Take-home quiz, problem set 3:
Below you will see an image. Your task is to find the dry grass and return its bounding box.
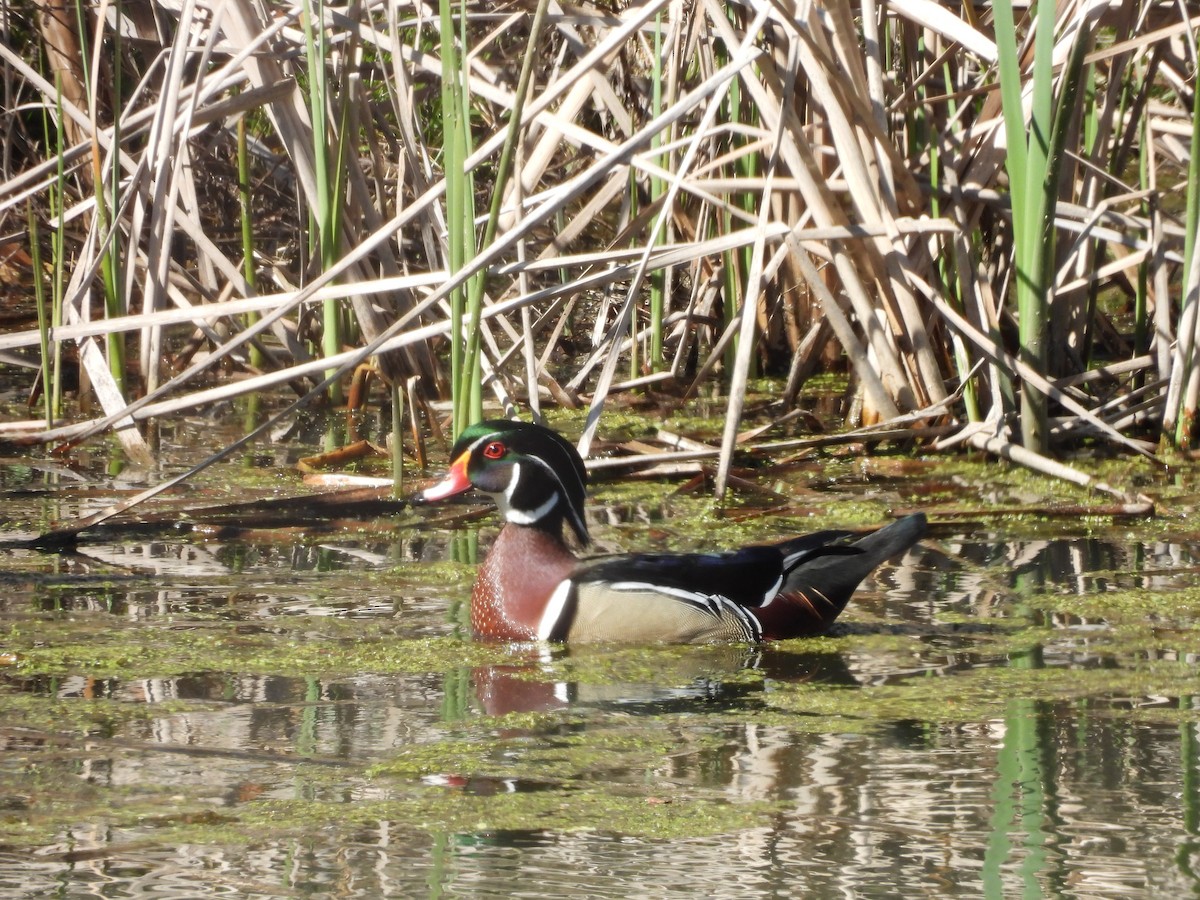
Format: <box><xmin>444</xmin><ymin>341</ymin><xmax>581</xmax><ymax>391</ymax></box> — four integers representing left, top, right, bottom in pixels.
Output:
<box><xmin>1</xmin><ymin>0</ymin><xmax>1195</xmax><ymax>500</ymax></box>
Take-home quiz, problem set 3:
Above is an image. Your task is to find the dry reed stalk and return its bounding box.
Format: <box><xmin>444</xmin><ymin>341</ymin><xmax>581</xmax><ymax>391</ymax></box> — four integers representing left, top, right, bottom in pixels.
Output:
<box><xmin>0</xmin><ymin>0</ymin><xmax>1193</xmax><ymax>519</ymax></box>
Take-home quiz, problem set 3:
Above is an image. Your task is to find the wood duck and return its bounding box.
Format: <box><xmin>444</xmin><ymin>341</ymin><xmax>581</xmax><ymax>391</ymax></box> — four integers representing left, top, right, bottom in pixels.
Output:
<box><xmin>414</xmin><ymin>420</ymin><xmax>927</xmax><ymax>643</ymax></box>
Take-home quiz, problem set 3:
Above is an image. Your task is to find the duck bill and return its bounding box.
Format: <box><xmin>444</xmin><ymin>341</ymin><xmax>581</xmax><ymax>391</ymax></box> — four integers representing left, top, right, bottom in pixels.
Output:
<box><xmin>417</xmin><ymin>450</ymin><xmax>473</xmax><ymax>502</ymax></box>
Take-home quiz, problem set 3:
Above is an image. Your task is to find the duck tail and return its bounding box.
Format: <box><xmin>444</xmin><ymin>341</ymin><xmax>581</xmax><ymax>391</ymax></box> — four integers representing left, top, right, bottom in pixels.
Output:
<box><xmin>780</xmin><ymin>513</ymin><xmax>927</xmax><ymax>625</ymax></box>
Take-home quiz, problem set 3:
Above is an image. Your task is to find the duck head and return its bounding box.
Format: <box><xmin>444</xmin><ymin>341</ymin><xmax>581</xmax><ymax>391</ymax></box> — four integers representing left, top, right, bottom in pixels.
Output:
<box><xmin>416</xmin><ymin>420</ymin><xmax>590</xmax><ymax>546</ymax></box>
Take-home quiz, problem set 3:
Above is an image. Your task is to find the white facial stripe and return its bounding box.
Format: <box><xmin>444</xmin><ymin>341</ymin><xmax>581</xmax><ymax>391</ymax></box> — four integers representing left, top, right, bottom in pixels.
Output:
<box><xmin>504</xmin><ymin>461</ymin><xmax>522</xmax><ymax>504</ymax></box>
<box><xmin>537</xmin><ymin>580</ymin><xmax>573</xmax><ymax>641</ymax></box>
<box><xmin>465</xmin><ymin>433</ymin><xmax>495</xmax><ymax>454</ymax></box>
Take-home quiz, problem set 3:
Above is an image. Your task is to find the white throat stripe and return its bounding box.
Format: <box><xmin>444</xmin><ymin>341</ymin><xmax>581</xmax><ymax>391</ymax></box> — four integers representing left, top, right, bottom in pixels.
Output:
<box><xmin>506</xmin><ymin>492</ymin><xmax>558</xmax><ymax>524</ymax></box>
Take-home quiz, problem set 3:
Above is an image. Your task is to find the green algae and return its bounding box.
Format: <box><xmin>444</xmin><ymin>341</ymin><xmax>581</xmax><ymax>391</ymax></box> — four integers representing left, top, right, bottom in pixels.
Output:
<box><xmin>2</xmin><ymin>617</ymin><xmax>513</xmax><ymax>678</ymax></box>
<box><xmin>9</xmin><ymin>786</ymin><xmax>779</xmax><ymax>849</ymax></box>
<box><xmin>384</xmin><ymin>558</ymin><xmax>474</xmax><ymax>585</ymax></box>
<box><xmin>1029</xmin><ymin>585</ymin><xmax>1200</xmax><ymax>622</ymax></box>
<box><xmin>370</xmin><ymin>723</ymin><xmax>727</xmax><ymax>784</ymax></box>
<box><xmin>251</xmin><ymin>789</ymin><xmax>778</xmax><ymax>840</ymax></box>
<box><xmin>0</xmin><ymin>687</ymin><xmax>224</xmax><ymax>737</ymax></box>
<box><xmin>6</xmin><ymin>634</ymin><xmax>1196</xmax><ymax>852</ymax></box>
<box><xmin>763</xmin><ymin>656</ymin><xmax>1200</xmax><ymax>726</ymax></box>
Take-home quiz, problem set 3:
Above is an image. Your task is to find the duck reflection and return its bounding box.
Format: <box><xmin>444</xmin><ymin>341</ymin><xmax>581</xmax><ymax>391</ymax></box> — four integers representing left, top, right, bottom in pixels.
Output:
<box><xmin>469</xmin><ymin>643</ymin><xmax>859</xmax><ymax>718</ymax></box>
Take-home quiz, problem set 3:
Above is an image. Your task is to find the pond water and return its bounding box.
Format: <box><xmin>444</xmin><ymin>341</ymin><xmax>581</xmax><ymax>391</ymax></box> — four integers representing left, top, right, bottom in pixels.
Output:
<box><xmin>1</xmin><ymin>434</ymin><xmax>1198</xmax><ymax>898</ymax></box>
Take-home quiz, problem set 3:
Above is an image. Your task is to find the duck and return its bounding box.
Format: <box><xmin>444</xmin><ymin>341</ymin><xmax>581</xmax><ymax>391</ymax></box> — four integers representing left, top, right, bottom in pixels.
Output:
<box><xmin>413</xmin><ymin>419</ymin><xmax>927</xmax><ymax>643</ymax></box>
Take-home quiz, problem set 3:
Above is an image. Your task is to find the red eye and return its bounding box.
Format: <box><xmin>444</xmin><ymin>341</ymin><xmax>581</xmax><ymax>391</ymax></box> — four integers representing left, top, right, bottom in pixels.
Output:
<box><xmin>482</xmin><ymin>441</ymin><xmax>506</xmax><ymax>460</ymax></box>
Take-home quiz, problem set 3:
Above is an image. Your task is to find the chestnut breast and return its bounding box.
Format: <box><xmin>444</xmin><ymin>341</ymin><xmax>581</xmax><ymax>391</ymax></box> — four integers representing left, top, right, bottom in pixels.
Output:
<box><xmin>471</xmin><ymin>525</ymin><xmax>578</xmax><ymax>640</ymax></box>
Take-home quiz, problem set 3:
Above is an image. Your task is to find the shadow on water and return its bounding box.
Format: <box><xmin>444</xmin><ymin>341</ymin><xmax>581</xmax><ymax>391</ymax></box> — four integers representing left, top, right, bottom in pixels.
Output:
<box><xmin>1</xmin><ymin>463</ymin><xmax>1200</xmax><ymax>896</ymax></box>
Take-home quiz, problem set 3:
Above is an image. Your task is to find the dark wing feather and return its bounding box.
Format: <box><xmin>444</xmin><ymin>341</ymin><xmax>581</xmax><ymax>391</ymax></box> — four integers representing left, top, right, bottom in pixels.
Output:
<box><xmin>574</xmin><ymin>536</ymin><xmax>861</xmax><ymax>610</ymax></box>
<box><xmin>574</xmin><ymin>546</ymin><xmax>786</xmax><ymax>608</ymax></box>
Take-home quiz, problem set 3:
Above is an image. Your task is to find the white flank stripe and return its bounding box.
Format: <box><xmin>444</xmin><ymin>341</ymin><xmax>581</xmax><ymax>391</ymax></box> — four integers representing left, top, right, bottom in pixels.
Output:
<box><xmin>537</xmin><ymin>580</ymin><xmax>574</xmax><ymax>640</ymax></box>
<box><xmin>607</xmin><ymin>581</ymin><xmax>713</xmax><ymax>605</ymax></box>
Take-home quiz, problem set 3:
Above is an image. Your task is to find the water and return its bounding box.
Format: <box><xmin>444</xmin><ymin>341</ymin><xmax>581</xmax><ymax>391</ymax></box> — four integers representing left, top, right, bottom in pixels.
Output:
<box><xmin>1</xmin><ymin>455</ymin><xmax>1198</xmax><ymax>897</ymax></box>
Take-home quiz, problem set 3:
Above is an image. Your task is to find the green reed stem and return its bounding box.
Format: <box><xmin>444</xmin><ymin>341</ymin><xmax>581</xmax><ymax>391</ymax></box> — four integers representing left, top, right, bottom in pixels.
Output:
<box><xmin>1172</xmin><ymin>56</ymin><xmax>1200</xmax><ymax>445</ymax></box>
<box><xmin>995</xmin><ymin>0</ymin><xmax>1089</xmax><ymax>452</ymax></box>
<box><xmin>440</xmin><ymin>0</ymin><xmax>469</xmax><ymax>433</ymax></box>
<box><xmin>1134</xmin><ymin>116</ymin><xmax>1149</xmax><ymax>369</ymax></box>
<box><xmin>74</xmin><ymin>0</ymin><xmax>124</xmax><ymax>394</ymax></box>
<box><xmin>1079</xmin><ymin>63</ymin><xmax>1107</xmax><ymax>373</ymax></box>
<box><xmin>628</xmin><ymin>166</ymin><xmax>640</xmax><ymax>381</ymax></box>
<box><xmin>926</xmin><ymin>49</ymin><xmax>980</xmax><ymax>422</ymax></box>
<box><xmin>391</xmin><ymin>379</ymin><xmax>404</xmax><ymax>497</ymax></box>
<box><xmin>1181</xmin><ymin>46</ymin><xmax>1200</xmax><ymax>346</ymax></box>
<box><xmin>459</xmin><ymin>0</ymin><xmax>482</xmax><ymax>427</ymax></box>
<box><xmin>720</xmin><ymin>67</ymin><xmax>739</xmax><ymax>379</ymax></box>
<box><xmin>27</xmin><ymin>202</ymin><xmax>52</xmax><ymax>426</ymax></box>
<box><xmin>237</xmin><ymin>115</ymin><xmax>265</xmax><ymax>369</ymax></box>
<box><xmin>457</xmin><ymin>0</ymin><xmax>552</xmax><ymax>433</ymax></box>
<box><xmin>303</xmin><ymin>0</ymin><xmax>344</xmax><ymax>404</ymax></box>
<box><xmin>109</xmin><ymin>0</ymin><xmax>124</xmax><ymax>390</ymax></box>
<box><xmin>995</xmin><ymin>0</ymin><xmax>1051</xmax><ymax>452</ymax></box>
<box><xmin>1184</xmin><ymin>63</ymin><xmax>1200</xmax><ymax>305</ymax></box>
